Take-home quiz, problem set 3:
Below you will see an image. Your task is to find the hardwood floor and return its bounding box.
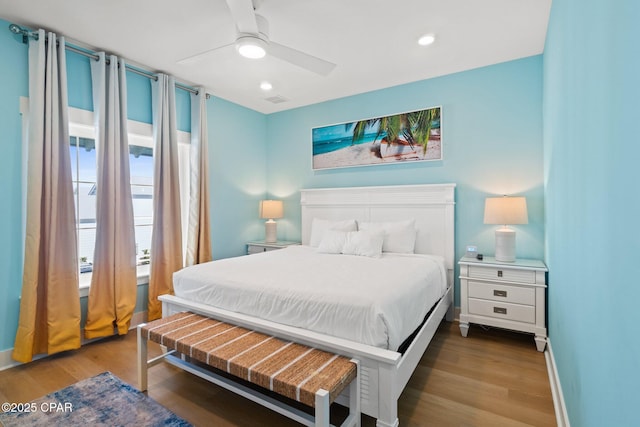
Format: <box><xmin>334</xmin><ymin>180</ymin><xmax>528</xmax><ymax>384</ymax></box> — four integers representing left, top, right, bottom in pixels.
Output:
<box><xmin>0</xmin><ymin>321</ymin><xmax>556</xmax><ymax>426</ymax></box>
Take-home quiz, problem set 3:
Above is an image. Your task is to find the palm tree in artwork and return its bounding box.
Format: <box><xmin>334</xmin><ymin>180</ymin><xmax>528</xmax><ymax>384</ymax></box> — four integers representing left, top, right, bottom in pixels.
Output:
<box><xmin>409</xmin><ymin>107</ymin><xmax>440</xmax><ymax>154</ymax></box>
<box><xmin>349</xmin><ymin>107</ymin><xmax>440</xmax><ymax>155</ymax></box>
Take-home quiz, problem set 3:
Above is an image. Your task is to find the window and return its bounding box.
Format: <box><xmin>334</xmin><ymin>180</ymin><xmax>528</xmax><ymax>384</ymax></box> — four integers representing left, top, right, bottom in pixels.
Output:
<box><xmin>20</xmin><ymin>102</ymin><xmax>191</xmax><ymax>294</ymax></box>
<box><xmin>69</xmin><ymin>137</ymin><xmax>155</xmax><ymax>283</ymax></box>
<box><xmin>69</xmin><ymin>136</ymin><xmax>98</xmax><ymax>275</ymax></box>
<box><xmin>65</xmin><ymin>107</ymin><xmax>165</xmax><ymax>290</ymax></box>
<box><xmin>129</xmin><ymin>145</ymin><xmax>154</xmax><ymax>269</ymax></box>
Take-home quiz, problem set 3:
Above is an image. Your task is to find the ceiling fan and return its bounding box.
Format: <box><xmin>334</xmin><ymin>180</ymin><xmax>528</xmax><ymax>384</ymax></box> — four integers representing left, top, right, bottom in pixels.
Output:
<box><xmin>177</xmin><ymin>0</ymin><xmax>336</xmax><ymax>76</ymax></box>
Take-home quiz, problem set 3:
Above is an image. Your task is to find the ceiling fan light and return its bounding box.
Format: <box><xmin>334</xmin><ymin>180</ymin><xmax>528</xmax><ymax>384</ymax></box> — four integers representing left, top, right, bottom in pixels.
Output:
<box><xmin>236</xmin><ymin>36</ymin><xmax>267</xmax><ymax>59</ymax></box>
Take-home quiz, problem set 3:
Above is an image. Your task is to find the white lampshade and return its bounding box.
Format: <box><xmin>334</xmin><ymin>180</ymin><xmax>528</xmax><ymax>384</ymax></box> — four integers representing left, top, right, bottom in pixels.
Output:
<box><xmin>259</xmin><ymin>200</ymin><xmax>283</xmax><ymax>220</ymax></box>
<box><xmin>484</xmin><ymin>196</ymin><xmax>528</xmax><ymax>262</ymax></box>
<box><xmin>484</xmin><ymin>196</ymin><xmax>528</xmax><ymax>225</ymax></box>
<box><xmin>260</xmin><ymin>200</ymin><xmax>283</xmax><ymax>243</ymax></box>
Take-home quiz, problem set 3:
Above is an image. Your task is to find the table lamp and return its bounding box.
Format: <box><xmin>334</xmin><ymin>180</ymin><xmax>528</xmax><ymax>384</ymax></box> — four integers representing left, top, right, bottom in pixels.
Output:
<box><xmin>259</xmin><ymin>200</ymin><xmax>283</xmax><ymax>243</ymax></box>
<box><xmin>484</xmin><ymin>196</ymin><xmax>528</xmax><ymax>262</ymax></box>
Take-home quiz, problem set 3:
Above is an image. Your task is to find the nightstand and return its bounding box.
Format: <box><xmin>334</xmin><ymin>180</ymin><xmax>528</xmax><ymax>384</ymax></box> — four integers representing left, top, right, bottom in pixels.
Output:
<box><xmin>246</xmin><ymin>240</ymin><xmax>300</xmax><ymax>255</ymax></box>
<box><xmin>459</xmin><ymin>256</ymin><xmax>548</xmax><ymax>352</ymax></box>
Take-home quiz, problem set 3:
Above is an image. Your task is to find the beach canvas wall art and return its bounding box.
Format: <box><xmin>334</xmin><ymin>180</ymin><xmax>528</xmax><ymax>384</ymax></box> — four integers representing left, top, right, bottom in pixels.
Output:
<box><xmin>312</xmin><ymin>106</ymin><xmax>442</xmax><ymax>170</ymax></box>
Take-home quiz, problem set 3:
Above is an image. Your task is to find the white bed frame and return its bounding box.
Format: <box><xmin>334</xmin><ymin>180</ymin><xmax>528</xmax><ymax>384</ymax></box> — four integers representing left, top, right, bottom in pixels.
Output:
<box><xmin>159</xmin><ymin>183</ymin><xmax>456</xmax><ymax>427</ymax></box>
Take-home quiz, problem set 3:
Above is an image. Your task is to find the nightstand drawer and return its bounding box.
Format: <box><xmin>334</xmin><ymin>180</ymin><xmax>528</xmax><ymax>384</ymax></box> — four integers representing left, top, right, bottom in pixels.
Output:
<box><xmin>247</xmin><ymin>241</ymin><xmax>300</xmax><ymax>255</ymax></box>
<box><xmin>247</xmin><ymin>245</ymin><xmax>277</xmax><ymax>254</ymax></box>
<box><xmin>468</xmin><ymin>265</ymin><xmax>536</xmax><ymax>283</ymax></box>
<box><xmin>467</xmin><ymin>281</ymin><xmax>535</xmax><ymax>305</ymax></box>
<box><xmin>468</xmin><ymin>298</ymin><xmax>535</xmax><ymax>323</ymax></box>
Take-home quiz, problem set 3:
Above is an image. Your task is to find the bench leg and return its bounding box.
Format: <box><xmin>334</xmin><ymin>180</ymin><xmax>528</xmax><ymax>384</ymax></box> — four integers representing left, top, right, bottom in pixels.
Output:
<box><xmin>315</xmin><ymin>389</ymin><xmax>330</xmax><ymax>427</ymax></box>
<box><xmin>318</xmin><ymin>359</ymin><xmax>360</xmax><ymax>427</ymax></box>
<box><xmin>137</xmin><ymin>324</ymin><xmax>148</xmax><ymax>392</ymax></box>
<box><xmin>349</xmin><ymin>359</ymin><xmax>361</xmax><ymax>427</ymax></box>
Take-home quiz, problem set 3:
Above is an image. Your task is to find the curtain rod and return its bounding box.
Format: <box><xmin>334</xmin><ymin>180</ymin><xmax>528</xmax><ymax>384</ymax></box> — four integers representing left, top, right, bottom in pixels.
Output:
<box><xmin>8</xmin><ymin>23</ymin><xmax>207</xmax><ymax>97</ymax></box>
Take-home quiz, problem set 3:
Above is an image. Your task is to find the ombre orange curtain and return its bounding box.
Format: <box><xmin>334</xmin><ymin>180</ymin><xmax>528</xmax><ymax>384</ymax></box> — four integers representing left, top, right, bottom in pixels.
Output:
<box><xmin>185</xmin><ymin>88</ymin><xmax>212</xmax><ymax>266</ymax></box>
<box><xmin>148</xmin><ymin>74</ymin><xmax>183</xmax><ymax>321</ymax></box>
<box><xmin>84</xmin><ymin>53</ymin><xmax>137</xmax><ymax>339</ymax></box>
<box><xmin>13</xmin><ymin>30</ymin><xmax>81</xmax><ymax>363</ymax></box>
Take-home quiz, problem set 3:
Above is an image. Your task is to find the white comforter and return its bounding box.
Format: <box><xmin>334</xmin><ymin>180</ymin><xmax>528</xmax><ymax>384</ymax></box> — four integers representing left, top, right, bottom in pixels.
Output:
<box><xmin>172</xmin><ymin>245</ymin><xmax>447</xmax><ymax>350</ymax></box>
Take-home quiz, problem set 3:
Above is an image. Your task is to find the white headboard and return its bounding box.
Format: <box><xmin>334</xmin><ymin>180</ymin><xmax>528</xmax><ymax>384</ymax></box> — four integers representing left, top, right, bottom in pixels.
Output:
<box><xmin>300</xmin><ymin>184</ymin><xmax>456</xmax><ymax>271</ymax></box>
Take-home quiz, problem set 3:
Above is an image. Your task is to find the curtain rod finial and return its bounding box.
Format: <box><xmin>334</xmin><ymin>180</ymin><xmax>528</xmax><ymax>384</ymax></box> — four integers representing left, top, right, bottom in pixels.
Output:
<box><xmin>8</xmin><ymin>23</ymin><xmax>35</xmax><ymax>43</ymax></box>
<box><xmin>9</xmin><ymin>24</ymin><xmax>22</xmax><ymax>34</ymax></box>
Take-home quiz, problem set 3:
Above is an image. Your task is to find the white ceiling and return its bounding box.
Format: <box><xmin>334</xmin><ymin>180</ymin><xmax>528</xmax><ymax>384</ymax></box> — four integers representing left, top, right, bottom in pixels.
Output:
<box><xmin>0</xmin><ymin>0</ymin><xmax>552</xmax><ymax>114</ymax></box>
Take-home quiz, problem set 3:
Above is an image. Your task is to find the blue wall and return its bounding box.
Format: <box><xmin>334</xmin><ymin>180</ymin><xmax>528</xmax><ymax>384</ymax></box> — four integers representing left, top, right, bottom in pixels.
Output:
<box><xmin>209</xmin><ymin>97</ymin><xmax>268</xmax><ymax>260</ymax></box>
<box><xmin>543</xmin><ymin>1</ymin><xmax>640</xmax><ymax>425</ymax></box>
<box><xmin>267</xmin><ymin>56</ymin><xmax>545</xmax><ymax>305</ymax></box>
<box><xmin>0</xmin><ymin>19</ymin><xmax>29</xmax><ymax>355</ymax></box>
<box><xmin>0</xmin><ymin>18</ymin><xmax>267</xmax><ymax>352</ymax></box>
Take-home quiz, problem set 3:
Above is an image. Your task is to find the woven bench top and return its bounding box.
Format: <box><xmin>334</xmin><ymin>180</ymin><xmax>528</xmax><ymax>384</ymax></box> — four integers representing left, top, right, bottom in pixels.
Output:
<box><xmin>141</xmin><ymin>312</ymin><xmax>357</xmax><ymax>407</ymax></box>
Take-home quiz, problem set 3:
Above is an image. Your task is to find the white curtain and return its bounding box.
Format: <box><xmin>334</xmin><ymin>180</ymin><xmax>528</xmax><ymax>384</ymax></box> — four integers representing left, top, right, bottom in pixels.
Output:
<box><xmin>148</xmin><ymin>74</ymin><xmax>183</xmax><ymax>321</ymax></box>
<box><xmin>84</xmin><ymin>53</ymin><xmax>137</xmax><ymax>338</ymax></box>
<box><xmin>185</xmin><ymin>88</ymin><xmax>212</xmax><ymax>266</ymax></box>
<box><xmin>13</xmin><ymin>30</ymin><xmax>81</xmax><ymax>363</ymax></box>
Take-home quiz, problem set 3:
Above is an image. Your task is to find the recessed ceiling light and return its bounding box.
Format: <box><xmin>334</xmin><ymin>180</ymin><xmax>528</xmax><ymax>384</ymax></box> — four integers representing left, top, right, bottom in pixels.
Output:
<box><xmin>260</xmin><ymin>81</ymin><xmax>273</xmax><ymax>91</ymax></box>
<box><xmin>418</xmin><ymin>34</ymin><xmax>436</xmax><ymax>46</ymax></box>
<box><xmin>236</xmin><ymin>36</ymin><xmax>267</xmax><ymax>59</ymax></box>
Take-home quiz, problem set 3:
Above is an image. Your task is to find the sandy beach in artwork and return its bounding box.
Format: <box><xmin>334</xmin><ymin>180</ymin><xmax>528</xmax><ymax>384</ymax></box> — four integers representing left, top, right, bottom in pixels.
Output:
<box><xmin>313</xmin><ymin>138</ymin><xmax>441</xmax><ymax>170</ymax></box>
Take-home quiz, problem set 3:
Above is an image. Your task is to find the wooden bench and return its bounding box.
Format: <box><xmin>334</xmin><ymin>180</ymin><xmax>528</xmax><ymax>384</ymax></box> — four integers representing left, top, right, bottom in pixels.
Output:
<box><xmin>138</xmin><ymin>312</ymin><xmax>360</xmax><ymax>427</ymax></box>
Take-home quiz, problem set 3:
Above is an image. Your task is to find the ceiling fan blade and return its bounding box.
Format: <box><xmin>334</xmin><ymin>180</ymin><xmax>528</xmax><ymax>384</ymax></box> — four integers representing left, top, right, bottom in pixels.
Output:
<box><xmin>176</xmin><ymin>42</ymin><xmax>235</xmax><ymax>64</ymax></box>
<box><xmin>268</xmin><ymin>41</ymin><xmax>336</xmax><ymax>76</ymax></box>
<box><xmin>225</xmin><ymin>0</ymin><xmax>259</xmax><ymax>35</ymax></box>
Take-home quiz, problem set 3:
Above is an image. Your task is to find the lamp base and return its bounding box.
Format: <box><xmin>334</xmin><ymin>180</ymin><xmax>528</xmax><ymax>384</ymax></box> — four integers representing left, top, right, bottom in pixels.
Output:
<box><xmin>495</xmin><ymin>227</ymin><xmax>516</xmax><ymax>262</ymax></box>
<box><xmin>265</xmin><ymin>220</ymin><xmax>277</xmax><ymax>243</ymax></box>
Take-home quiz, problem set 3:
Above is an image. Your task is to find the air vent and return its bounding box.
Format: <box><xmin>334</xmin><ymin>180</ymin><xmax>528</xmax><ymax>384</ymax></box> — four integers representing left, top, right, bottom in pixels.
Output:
<box><xmin>264</xmin><ymin>95</ymin><xmax>288</xmax><ymax>104</ymax></box>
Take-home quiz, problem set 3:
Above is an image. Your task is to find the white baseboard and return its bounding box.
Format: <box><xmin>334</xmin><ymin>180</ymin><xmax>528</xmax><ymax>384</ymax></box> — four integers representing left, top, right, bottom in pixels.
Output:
<box><xmin>0</xmin><ymin>348</ymin><xmax>24</xmax><ymax>372</ymax></box>
<box><xmin>0</xmin><ymin>310</ymin><xmax>148</xmax><ymax>372</ymax></box>
<box><xmin>545</xmin><ymin>339</ymin><xmax>571</xmax><ymax>427</ymax></box>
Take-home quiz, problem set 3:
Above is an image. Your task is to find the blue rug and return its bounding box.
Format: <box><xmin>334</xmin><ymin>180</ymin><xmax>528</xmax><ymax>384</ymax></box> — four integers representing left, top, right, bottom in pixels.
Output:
<box><xmin>0</xmin><ymin>372</ymin><xmax>191</xmax><ymax>426</ymax></box>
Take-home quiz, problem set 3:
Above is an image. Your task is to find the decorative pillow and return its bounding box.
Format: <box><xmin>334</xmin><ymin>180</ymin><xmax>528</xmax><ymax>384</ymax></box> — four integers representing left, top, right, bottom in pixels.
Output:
<box><xmin>317</xmin><ymin>230</ymin><xmax>348</xmax><ymax>254</ymax></box>
<box><xmin>358</xmin><ymin>219</ymin><xmax>417</xmax><ymax>253</ymax></box>
<box><xmin>309</xmin><ymin>218</ymin><xmax>357</xmax><ymax>247</ymax></box>
<box><xmin>341</xmin><ymin>230</ymin><xmax>384</xmax><ymax>258</ymax></box>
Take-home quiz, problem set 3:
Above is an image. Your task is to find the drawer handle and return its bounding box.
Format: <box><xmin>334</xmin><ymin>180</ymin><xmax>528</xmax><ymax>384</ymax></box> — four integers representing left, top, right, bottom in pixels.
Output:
<box><xmin>497</xmin><ymin>270</ymin><xmax>503</xmax><ymax>277</ymax></box>
<box><xmin>493</xmin><ymin>290</ymin><xmax>507</xmax><ymax>297</ymax></box>
<box><xmin>493</xmin><ymin>307</ymin><xmax>507</xmax><ymax>315</ymax></box>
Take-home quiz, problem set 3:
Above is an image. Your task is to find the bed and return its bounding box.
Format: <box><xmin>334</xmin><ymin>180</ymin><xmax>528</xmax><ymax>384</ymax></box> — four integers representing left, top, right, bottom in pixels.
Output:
<box><xmin>173</xmin><ymin>245</ymin><xmax>447</xmax><ymax>351</ymax></box>
<box><xmin>159</xmin><ymin>183</ymin><xmax>455</xmax><ymax>427</ymax></box>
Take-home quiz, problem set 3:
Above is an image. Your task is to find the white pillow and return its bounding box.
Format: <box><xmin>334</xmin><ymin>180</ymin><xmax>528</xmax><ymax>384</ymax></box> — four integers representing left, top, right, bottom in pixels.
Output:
<box><xmin>342</xmin><ymin>230</ymin><xmax>384</xmax><ymax>258</ymax></box>
<box><xmin>317</xmin><ymin>230</ymin><xmax>348</xmax><ymax>254</ymax></box>
<box><xmin>309</xmin><ymin>218</ymin><xmax>357</xmax><ymax>247</ymax></box>
<box><xmin>358</xmin><ymin>219</ymin><xmax>417</xmax><ymax>253</ymax></box>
